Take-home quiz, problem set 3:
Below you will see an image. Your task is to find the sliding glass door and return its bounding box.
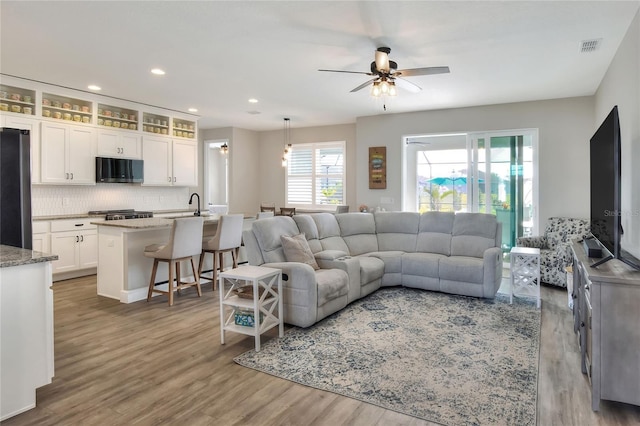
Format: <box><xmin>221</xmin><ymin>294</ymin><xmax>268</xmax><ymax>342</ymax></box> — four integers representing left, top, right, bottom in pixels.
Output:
<box><xmin>407</xmin><ymin>129</ymin><xmax>538</xmax><ymax>257</ymax></box>
<box><xmin>469</xmin><ymin>131</ymin><xmax>537</xmax><ymax>254</ymax></box>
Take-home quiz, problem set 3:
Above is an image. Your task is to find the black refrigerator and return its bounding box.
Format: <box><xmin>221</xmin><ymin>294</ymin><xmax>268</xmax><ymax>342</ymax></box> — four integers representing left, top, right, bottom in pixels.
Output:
<box><xmin>0</xmin><ymin>127</ymin><xmax>32</xmax><ymax>249</ymax></box>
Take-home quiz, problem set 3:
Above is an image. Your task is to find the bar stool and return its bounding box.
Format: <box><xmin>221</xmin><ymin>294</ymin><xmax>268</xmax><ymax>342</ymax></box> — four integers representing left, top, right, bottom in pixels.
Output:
<box><xmin>198</xmin><ymin>214</ymin><xmax>244</xmax><ymax>290</ymax></box>
<box><xmin>279</xmin><ymin>207</ymin><xmax>296</xmax><ymax>216</ymax></box>
<box><xmin>145</xmin><ymin>217</ymin><xmax>204</xmax><ymax>306</ymax></box>
<box><xmin>260</xmin><ymin>202</ymin><xmax>276</xmax><ymax>213</ymax></box>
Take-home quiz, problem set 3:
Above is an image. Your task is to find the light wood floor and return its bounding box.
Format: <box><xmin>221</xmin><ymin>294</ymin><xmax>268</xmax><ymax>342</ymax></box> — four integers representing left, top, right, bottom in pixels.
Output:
<box><xmin>3</xmin><ymin>275</ymin><xmax>640</xmax><ymax>426</ymax></box>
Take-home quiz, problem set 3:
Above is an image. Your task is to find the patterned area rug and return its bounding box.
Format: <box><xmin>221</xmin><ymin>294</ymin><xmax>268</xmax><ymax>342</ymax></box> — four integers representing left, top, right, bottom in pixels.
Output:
<box><xmin>234</xmin><ymin>287</ymin><xmax>540</xmax><ymax>425</ymax></box>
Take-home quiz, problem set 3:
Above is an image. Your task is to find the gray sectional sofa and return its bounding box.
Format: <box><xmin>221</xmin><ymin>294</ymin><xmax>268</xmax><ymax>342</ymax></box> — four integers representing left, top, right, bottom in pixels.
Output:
<box><xmin>242</xmin><ymin>211</ymin><xmax>503</xmax><ymax>327</ymax></box>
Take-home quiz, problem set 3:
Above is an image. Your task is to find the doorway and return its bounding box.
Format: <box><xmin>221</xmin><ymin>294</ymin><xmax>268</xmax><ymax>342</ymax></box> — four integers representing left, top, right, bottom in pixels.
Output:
<box><xmin>203</xmin><ymin>140</ymin><xmax>229</xmax><ymax>209</ymax></box>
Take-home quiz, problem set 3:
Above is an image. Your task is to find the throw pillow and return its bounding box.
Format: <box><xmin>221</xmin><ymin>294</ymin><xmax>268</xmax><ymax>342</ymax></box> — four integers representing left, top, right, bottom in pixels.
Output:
<box><xmin>280</xmin><ymin>233</ymin><xmax>319</xmax><ymax>270</ymax></box>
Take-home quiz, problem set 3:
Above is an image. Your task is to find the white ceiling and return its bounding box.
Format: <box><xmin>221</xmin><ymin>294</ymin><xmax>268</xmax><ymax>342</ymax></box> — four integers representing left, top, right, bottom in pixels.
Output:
<box><xmin>1</xmin><ymin>1</ymin><xmax>638</xmax><ymax>131</ymax></box>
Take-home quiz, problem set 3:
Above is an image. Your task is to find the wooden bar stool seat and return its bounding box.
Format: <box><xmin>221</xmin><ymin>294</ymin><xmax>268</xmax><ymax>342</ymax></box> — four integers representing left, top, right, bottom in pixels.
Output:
<box><xmin>145</xmin><ymin>217</ymin><xmax>204</xmax><ymax>306</ymax></box>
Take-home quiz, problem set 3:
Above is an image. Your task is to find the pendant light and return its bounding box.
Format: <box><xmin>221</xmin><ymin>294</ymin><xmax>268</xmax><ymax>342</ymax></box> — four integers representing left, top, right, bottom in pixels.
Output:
<box><xmin>282</xmin><ymin>118</ymin><xmax>292</xmax><ymax>167</ymax></box>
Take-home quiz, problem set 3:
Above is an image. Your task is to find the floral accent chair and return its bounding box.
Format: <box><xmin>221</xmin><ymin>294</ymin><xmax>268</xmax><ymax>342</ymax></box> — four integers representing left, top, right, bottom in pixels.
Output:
<box><xmin>517</xmin><ymin>217</ymin><xmax>590</xmax><ymax>288</ymax></box>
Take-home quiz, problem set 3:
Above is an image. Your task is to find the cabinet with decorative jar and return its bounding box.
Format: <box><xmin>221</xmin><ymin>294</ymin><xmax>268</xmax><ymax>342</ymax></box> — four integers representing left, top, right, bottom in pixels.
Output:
<box><xmin>0</xmin><ymin>84</ymin><xmax>36</xmax><ymax>116</ymax></box>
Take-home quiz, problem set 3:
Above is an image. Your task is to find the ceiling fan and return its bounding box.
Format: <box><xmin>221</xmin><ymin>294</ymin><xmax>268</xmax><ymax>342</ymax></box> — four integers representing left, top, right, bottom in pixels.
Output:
<box><xmin>319</xmin><ymin>47</ymin><xmax>450</xmax><ymax>97</ymax></box>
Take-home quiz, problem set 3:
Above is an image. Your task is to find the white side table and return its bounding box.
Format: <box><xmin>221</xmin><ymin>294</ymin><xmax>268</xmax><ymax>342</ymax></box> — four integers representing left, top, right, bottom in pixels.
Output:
<box><xmin>510</xmin><ymin>246</ymin><xmax>541</xmax><ymax>308</ymax></box>
<box><xmin>219</xmin><ymin>265</ymin><xmax>283</xmax><ymax>351</ymax></box>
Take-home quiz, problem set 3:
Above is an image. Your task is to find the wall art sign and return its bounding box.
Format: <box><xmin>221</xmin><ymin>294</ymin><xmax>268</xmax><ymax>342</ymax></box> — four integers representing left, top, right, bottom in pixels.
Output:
<box><xmin>369</xmin><ymin>146</ymin><xmax>386</xmax><ymax>189</ymax></box>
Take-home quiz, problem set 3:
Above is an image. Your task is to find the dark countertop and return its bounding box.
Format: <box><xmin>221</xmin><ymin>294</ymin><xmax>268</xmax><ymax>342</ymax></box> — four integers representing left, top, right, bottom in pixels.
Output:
<box><xmin>0</xmin><ymin>245</ymin><xmax>59</xmax><ymax>268</ymax></box>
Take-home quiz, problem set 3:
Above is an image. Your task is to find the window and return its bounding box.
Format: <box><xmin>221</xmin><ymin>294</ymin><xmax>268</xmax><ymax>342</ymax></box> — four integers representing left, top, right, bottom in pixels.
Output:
<box><xmin>286</xmin><ymin>141</ymin><xmax>345</xmax><ymax>209</ymax></box>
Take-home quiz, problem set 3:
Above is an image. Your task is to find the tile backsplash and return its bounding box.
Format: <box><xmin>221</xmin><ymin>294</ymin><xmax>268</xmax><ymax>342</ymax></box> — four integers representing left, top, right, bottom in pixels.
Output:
<box><xmin>32</xmin><ymin>184</ymin><xmax>191</xmax><ymax>216</ymax></box>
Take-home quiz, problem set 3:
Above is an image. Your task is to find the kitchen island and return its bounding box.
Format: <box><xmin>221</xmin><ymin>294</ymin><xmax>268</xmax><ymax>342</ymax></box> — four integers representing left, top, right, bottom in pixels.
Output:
<box><xmin>93</xmin><ymin>215</ymin><xmax>253</xmax><ymax>303</ymax></box>
<box><xmin>0</xmin><ymin>245</ymin><xmax>58</xmax><ymax>421</ymax></box>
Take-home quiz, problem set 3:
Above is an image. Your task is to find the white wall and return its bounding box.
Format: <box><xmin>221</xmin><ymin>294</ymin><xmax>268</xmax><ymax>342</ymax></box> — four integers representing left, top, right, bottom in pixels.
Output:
<box><xmin>230</xmin><ymin>127</ymin><xmax>260</xmax><ymax>214</ymax></box>
<box><xmin>257</xmin><ymin>123</ymin><xmax>357</xmax><ymax>211</ymax></box>
<box><xmin>594</xmin><ymin>8</ymin><xmax>640</xmax><ymax>258</ymax></box>
<box><xmin>356</xmin><ymin>97</ymin><xmax>595</xmax><ymax>227</ymax></box>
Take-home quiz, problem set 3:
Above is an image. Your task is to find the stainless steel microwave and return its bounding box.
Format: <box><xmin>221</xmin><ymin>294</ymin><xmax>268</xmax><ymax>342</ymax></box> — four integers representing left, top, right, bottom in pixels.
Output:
<box><xmin>95</xmin><ymin>157</ymin><xmax>144</xmax><ymax>183</ymax></box>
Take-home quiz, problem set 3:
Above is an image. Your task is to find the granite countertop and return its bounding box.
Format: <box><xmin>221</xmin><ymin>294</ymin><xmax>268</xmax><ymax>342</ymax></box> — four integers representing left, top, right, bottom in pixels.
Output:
<box><xmin>34</xmin><ymin>210</ymin><xmax>215</xmax><ymax>221</ymax></box>
<box><xmin>0</xmin><ymin>245</ymin><xmax>59</xmax><ymax>268</ymax></box>
<box><xmin>92</xmin><ymin>215</ymin><xmax>223</xmax><ymax>229</ymax></box>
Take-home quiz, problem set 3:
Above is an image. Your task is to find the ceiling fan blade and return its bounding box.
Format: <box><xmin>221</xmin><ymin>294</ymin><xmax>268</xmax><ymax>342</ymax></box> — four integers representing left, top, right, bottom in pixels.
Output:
<box><xmin>394</xmin><ymin>77</ymin><xmax>422</xmax><ymax>93</ymax></box>
<box><xmin>318</xmin><ymin>69</ymin><xmax>373</xmax><ymax>75</ymax></box>
<box><xmin>350</xmin><ymin>78</ymin><xmax>377</xmax><ymax>93</ymax></box>
<box><xmin>395</xmin><ymin>66</ymin><xmax>450</xmax><ymax>77</ymax></box>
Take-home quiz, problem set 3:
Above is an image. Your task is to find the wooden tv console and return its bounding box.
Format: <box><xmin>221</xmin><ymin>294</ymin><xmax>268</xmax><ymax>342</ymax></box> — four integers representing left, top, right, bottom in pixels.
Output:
<box><xmin>571</xmin><ymin>240</ymin><xmax>640</xmax><ymax>411</ymax></box>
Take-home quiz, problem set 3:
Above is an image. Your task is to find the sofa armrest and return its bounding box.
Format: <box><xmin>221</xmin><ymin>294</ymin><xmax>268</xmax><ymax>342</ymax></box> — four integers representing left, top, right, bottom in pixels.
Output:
<box><xmin>316</xmin><ymin>256</ymin><xmax>361</xmax><ymax>303</ymax></box>
<box><xmin>262</xmin><ymin>261</ymin><xmax>319</xmax><ymax>327</ymax></box>
<box><xmin>483</xmin><ymin>247</ymin><xmax>504</xmax><ymax>297</ymax></box>
<box><xmin>517</xmin><ymin>236</ymin><xmax>548</xmax><ymax>249</ymax></box>
<box><xmin>314</xmin><ymin>250</ymin><xmax>349</xmax><ymax>261</ymax></box>
<box><xmin>551</xmin><ymin>242</ymin><xmax>574</xmax><ymax>265</ymax></box>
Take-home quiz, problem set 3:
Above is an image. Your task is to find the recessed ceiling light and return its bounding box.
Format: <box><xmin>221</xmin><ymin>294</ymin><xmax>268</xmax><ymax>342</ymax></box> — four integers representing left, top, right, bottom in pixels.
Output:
<box><xmin>188</xmin><ymin>108</ymin><xmax>198</xmax><ymax>113</ymax></box>
<box><xmin>248</xmin><ymin>98</ymin><xmax>259</xmax><ymax>103</ymax></box>
<box><xmin>87</xmin><ymin>84</ymin><xmax>101</xmax><ymax>91</ymax></box>
<box><xmin>151</xmin><ymin>68</ymin><xmax>166</xmax><ymax>75</ymax></box>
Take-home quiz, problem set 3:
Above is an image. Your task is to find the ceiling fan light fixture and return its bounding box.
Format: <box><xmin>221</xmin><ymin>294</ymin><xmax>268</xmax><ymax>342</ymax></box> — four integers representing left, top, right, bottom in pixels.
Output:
<box><xmin>371</xmin><ymin>81</ymin><xmax>381</xmax><ymax>97</ymax></box>
<box><xmin>389</xmin><ymin>81</ymin><xmax>397</xmax><ymax>97</ymax></box>
<box><xmin>380</xmin><ymin>80</ymin><xmax>390</xmax><ymax>94</ymax></box>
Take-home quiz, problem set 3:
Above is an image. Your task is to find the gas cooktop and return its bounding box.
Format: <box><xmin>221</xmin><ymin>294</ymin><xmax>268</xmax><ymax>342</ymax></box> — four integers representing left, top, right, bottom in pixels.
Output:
<box><xmin>88</xmin><ymin>209</ymin><xmax>154</xmax><ymax>220</ymax></box>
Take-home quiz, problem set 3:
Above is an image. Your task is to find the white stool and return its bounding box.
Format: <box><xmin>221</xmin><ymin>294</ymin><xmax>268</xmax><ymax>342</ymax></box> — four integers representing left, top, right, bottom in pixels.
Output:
<box><xmin>510</xmin><ymin>246</ymin><xmax>541</xmax><ymax>308</ymax></box>
<box><xmin>144</xmin><ymin>217</ymin><xmax>204</xmax><ymax>306</ymax></box>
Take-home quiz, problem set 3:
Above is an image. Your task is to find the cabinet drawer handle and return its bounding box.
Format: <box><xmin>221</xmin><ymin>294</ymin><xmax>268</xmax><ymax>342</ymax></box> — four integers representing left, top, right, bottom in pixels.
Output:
<box><xmin>168</xmin><ymin>177</ymin><xmax>171</xmax><ymax>182</ymax></box>
<box><xmin>76</xmin><ymin>236</ymin><xmax>79</xmax><ymax>243</ymax></box>
<box><xmin>75</xmin><ymin>223</ymin><xmax>84</xmax><ymax>227</ymax></box>
<box><xmin>80</xmin><ymin>235</ymin><xmax>84</xmax><ymax>242</ymax></box>
<box><xmin>173</xmin><ymin>177</ymin><xmax>176</xmax><ymax>182</ymax></box>
<box><xmin>70</xmin><ymin>172</ymin><xmax>74</xmax><ymax>180</ymax></box>
<box><xmin>66</xmin><ymin>173</ymin><xmax>69</xmax><ymax>179</ymax></box>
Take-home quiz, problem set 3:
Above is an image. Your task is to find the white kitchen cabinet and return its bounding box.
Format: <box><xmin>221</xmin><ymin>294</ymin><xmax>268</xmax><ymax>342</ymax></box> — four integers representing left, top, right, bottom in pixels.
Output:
<box><xmin>1</xmin><ymin>114</ymin><xmax>41</xmax><ymax>183</ymax></box>
<box><xmin>172</xmin><ymin>139</ymin><xmax>198</xmax><ymax>186</ymax></box>
<box><xmin>32</xmin><ymin>221</ymin><xmax>50</xmax><ymax>254</ymax></box>
<box><xmin>40</xmin><ymin>122</ymin><xmax>96</xmax><ymax>184</ymax></box>
<box><xmin>50</xmin><ymin>219</ymin><xmax>97</xmax><ymax>275</ymax></box>
<box><xmin>97</xmin><ymin>129</ymin><xmax>142</xmax><ymax>159</ymax></box>
<box><xmin>142</xmin><ymin>136</ymin><xmax>197</xmax><ymax>186</ymax></box>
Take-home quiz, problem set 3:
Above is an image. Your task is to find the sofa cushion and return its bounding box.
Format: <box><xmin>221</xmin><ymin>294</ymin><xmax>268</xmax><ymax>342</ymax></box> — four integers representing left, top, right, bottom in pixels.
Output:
<box><xmin>357</xmin><ymin>256</ymin><xmax>385</xmax><ymax>285</ymax></box>
<box><xmin>402</xmin><ymin>252</ymin><xmax>444</xmax><ymax>278</ymax></box>
<box><xmin>375</xmin><ymin>212</ymin><xmax>419</xmax><ymax>252</ymax></box>
<box><xmin>439</xmin><ymin>256</ymin><xmax>485</xmax><ymax>284</ymax></box>
<box><xmin>546</xmin><ymin>231</ymin><xmax>563</xmax><ymax>249</ymax></box>
<box><xmin>292</xmin><ymin>214</ymin><xmax>322</xmax><ymax>253</ymax></box>
<box><xmin>336</xmin><ymin>213</ymin><xmax>378</xmax><ymax>255</ymax></box>
<box><xmin>312</xmin><ymin>213</ymin><xmax>351</xmax><ymax>253</ymax></box>
<box><xmin>315</xmin><ymin>269</ymin><xmax>349</xmax><ymax>306</ymax></box>
<box><xmin>281</xmin><ymin>233</ymin><xmax>320</xmax><ymax>270</ymax></box>
<box><xmin>252</xmin><ymin>216</ymin><xmax>300</xmax><ymax>263</ymax></box>
<box><xmin>367</xmin><ymin>251</ymin><xmax>404</xmax><ymax>274</ymax></box>
<box><xmin>416</xmin><ymin>212</ymin><xmax>455</xmax><ymax>255</ymax></box>
<box><xmin>450</xmin><ymin>213</ymin><xmax>498</xmax><ymax>258</ymax></box>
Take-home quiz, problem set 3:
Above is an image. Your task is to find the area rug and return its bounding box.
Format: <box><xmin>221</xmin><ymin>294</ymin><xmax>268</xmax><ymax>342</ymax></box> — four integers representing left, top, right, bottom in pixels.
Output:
<box><xmin>234</xmin><ymin>287</ymin><xmax>540</xmax><ymax>425</ymax></box>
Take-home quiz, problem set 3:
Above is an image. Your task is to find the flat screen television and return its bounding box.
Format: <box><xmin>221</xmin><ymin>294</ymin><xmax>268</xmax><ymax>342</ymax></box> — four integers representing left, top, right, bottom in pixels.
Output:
<box><xmin>589</xmin><ymin>105</ymin><xmax>640</xmax><ymax>269</ymax></box>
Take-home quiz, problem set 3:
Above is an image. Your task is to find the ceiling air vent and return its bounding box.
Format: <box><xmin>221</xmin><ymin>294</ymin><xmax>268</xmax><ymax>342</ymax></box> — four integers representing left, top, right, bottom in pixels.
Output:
<box><xmin>580</xmin><ymin>38</ymin><xmax>602</xmax><ymax>53</ymax></box>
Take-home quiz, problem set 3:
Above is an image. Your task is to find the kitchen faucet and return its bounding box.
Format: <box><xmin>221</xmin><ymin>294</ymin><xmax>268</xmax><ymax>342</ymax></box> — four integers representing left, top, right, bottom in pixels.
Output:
<box><xmin>188</xmin><ymin>193</ymin><xmax>201</xmax><ymax>216</ymax></box>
